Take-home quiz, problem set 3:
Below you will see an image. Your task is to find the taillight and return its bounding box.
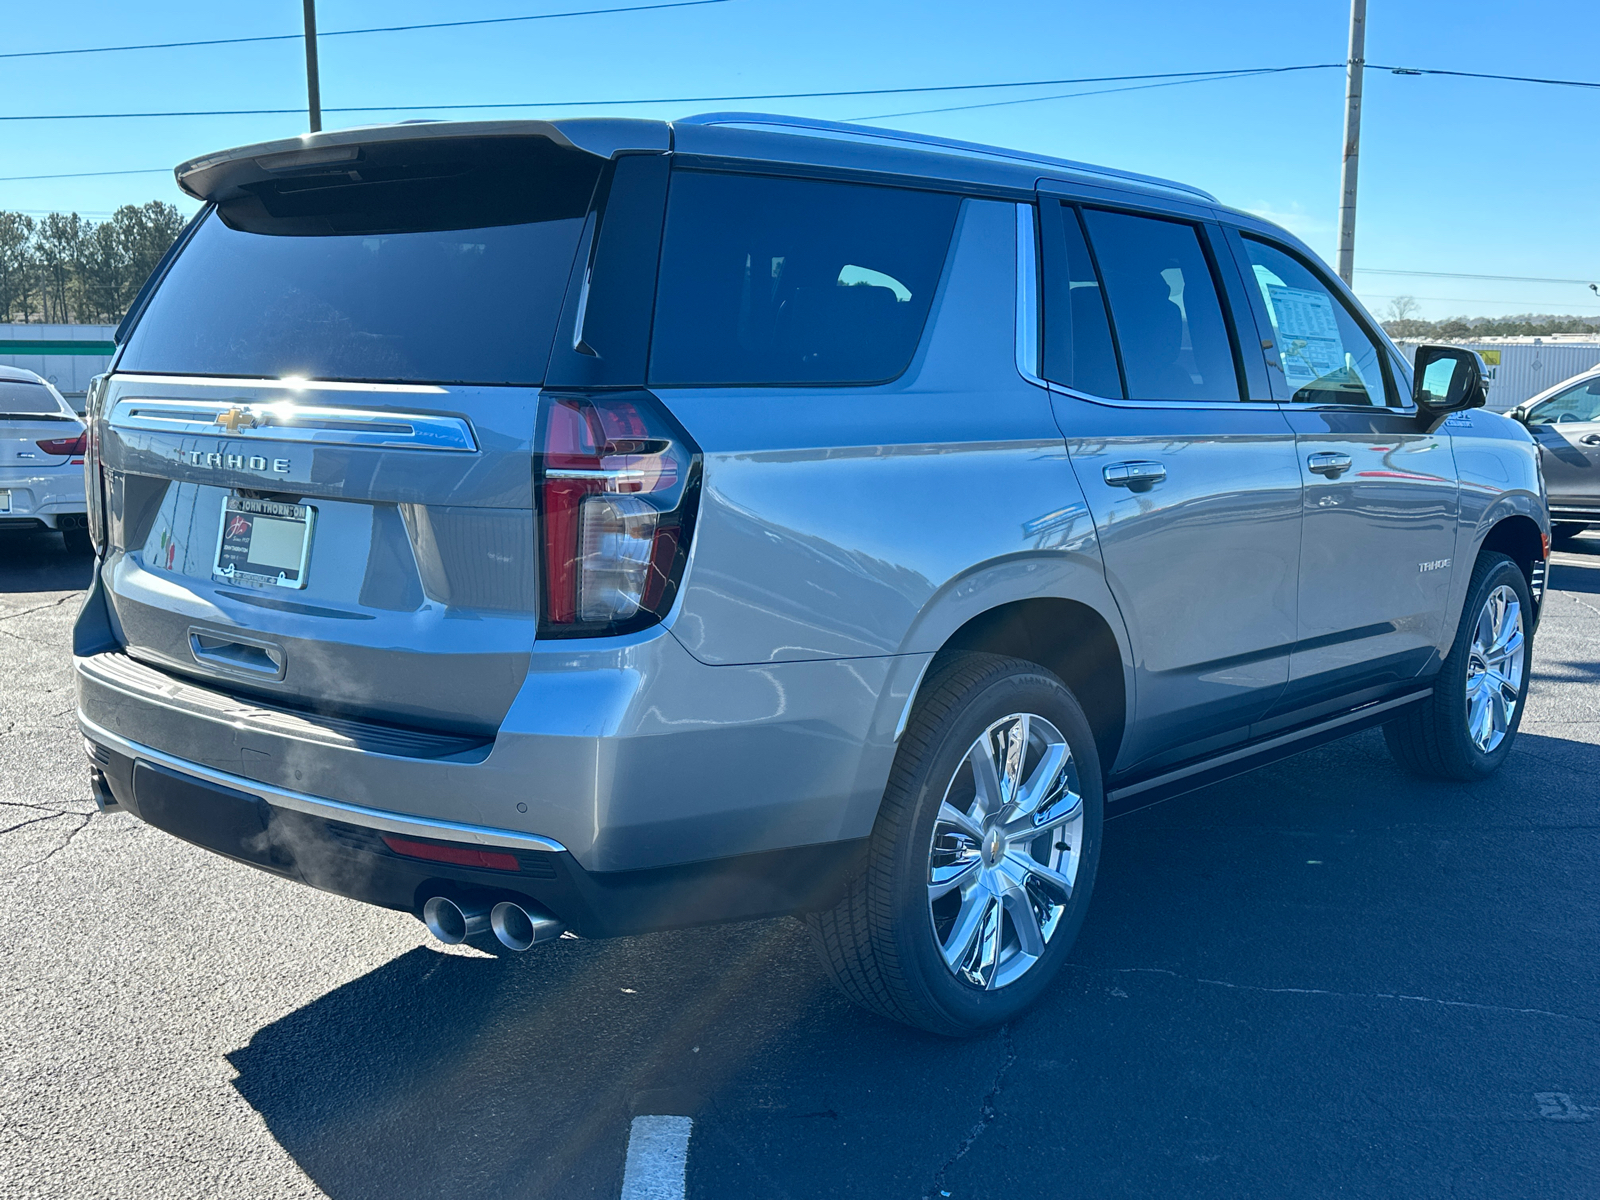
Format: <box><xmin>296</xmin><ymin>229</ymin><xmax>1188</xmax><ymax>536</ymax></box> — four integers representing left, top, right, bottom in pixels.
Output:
<box><xmin>36</xmin><ymin>433</ymin><xmax>87</xmax><ymax>457</ymax></box>
<box><xmin>534</xmin><ymin>391</ymin><xmax>700</xmax><ymax>637</ymax></box>
<box><xmin>84</xmin><ymin>374</ymin><xmax>108</xmax><ymax>553</ymax></box>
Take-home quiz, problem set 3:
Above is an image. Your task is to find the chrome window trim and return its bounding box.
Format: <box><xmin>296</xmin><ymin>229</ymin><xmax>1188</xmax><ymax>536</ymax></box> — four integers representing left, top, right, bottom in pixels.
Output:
<box><xmin>80</xmin><ymin>715</ymin><xmax>569</xmax><ymax>854</ymax></box>
<box><xmin>109</xmin><ymin>396</ymin><xmax>479</xmax><ymax>452</ymax></box>
<box><xmin>1014</xmin><ymin>203</ymin><xmax>1048</xmax><ymax>389</ymax></box>
<box><xmin>112</xmin><ymin>372</ymin><xmax>449</xmax><ymax>395</ymax></box>
<box><xmin>1048</xmin><ymin>384</ymin><xmax>1286</xmax><ymax>413</ymax></box>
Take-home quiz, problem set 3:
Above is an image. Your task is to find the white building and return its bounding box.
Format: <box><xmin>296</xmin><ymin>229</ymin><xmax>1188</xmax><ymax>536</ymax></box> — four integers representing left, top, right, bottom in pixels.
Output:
<box><xmin>0</xmin><ymin>324</ymin><xmax>118</xmax><ymax>412</ymax></box>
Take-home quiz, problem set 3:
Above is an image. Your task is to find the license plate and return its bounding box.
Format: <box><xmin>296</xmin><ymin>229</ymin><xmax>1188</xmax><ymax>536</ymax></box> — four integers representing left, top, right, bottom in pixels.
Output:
<box><xmin>213</xmin><ymin>496</ymin><xmax>315</xmax><ymax>590</ymax></box>
<box><xmin>0</xmin><ymin>490</ymin><xmax>9</xmax><ymax>513</ymax></box>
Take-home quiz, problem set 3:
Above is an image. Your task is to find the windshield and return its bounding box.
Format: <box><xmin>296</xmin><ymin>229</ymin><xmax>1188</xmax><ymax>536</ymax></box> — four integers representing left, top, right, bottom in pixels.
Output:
<box><xmin>1528</xmin><ymin>376</ymin><xmax>1600</xmax><ymax>424</ymax></box>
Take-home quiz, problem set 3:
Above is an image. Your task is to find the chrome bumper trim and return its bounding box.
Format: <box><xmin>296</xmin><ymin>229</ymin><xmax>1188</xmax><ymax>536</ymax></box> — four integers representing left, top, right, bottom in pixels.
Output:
<box><xmin>79</xmin><ymin>714</ymin><xmax>568</xmax><ymax>854</ymax></box>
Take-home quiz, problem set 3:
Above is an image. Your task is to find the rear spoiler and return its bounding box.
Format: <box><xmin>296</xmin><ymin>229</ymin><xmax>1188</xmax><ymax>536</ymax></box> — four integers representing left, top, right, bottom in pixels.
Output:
<box><xmin>174</xmin><ymin>118</ymin><xmax>671</xmax><ymax>204</ymax></box>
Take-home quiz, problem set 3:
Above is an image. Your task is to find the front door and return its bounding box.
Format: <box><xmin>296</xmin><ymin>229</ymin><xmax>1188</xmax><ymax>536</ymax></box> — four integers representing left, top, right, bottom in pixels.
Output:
<box><xmin>1521</xmin><ymin>373</ymin><xmax>1600</xmax><ymax>517</ymax></box>
<box><xmin>1036</xmin><ymin>198</ymin><xmax>1301</xmax><ymax>771</ymax></box>
<box><xmin>1231</xmin><ymin>233</ymin><xmax>1459</xmax><ymax>714</ymax></box>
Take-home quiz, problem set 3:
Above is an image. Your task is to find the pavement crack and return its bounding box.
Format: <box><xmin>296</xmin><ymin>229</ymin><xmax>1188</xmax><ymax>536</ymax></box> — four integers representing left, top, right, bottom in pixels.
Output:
<box><xmin>0</xmin><ymin>811</ymin><xmax>79</xmax><ymax>836</ymax></box>
<box><xmin>922</xmin><ymin>1023</ymin><xmax>1016</xmax><ymax>1200</ymax></box>
<box><xmin>2</xmin><ymin>812</ymin><xmax>91</xmax><ymax>878</ymax></box>
<box><xmin>1073</xmin><ymin>965</ymin><xmax>1598</xmax><ymax>1027</ymax></box>
<box><xmin>0</xmin><ymin>593</ymin><xmax>81</xmax><ymax>623</ymax></box>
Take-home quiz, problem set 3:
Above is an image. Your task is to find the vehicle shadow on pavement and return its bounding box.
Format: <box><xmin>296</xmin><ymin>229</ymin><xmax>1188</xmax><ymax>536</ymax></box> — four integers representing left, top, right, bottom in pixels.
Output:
<box><xmin>225</xmin><ymin>915</ymin><xmax>1001</xmax><ymax>1200</ymax></box>
<box><xmin>225</xmin><ymin>731</ymin><xmax>1600</xmax><ymax>1200</ymax></box>
<box><xmin>0</xmin><ymin>530</ymin><xmax>91</xmax><ymax>594</ymax></box>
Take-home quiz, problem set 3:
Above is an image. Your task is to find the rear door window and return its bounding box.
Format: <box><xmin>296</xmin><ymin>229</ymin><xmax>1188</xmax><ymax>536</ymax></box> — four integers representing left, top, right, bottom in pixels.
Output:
<box><xmin>1240</xmin><ymin>237</ymin><xmax>1392</xmax><ymax>407</ymax></box>
<box><xmin>1079</xmin><ymin>208</ymin><xmax>1242</xmax><ymax>402</ymax></box>
<box><xmin>648</xmin><ymin>171</ymin><xmax>961</xmax><ymax>387</ymax></box>
<box><xmin>1037</xmin><ymin>202</ymin><xmax>1123</xmax><ymax>398</ymax></box>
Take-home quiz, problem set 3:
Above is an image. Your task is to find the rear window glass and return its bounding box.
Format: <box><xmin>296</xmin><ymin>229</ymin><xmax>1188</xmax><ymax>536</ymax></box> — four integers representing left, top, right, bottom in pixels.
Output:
<box><xmin>648</xmin><ymin>172</ymin><xmax>960</xmax><ymax>387</ymax></box>
<box><xmin>119</xmin><ymin>138</ymin><xmax>602</xmax><ymax>385</ymax></box>
<box><xmin>118</xmin><ymin>211</ymin><xmax>584</xmax><ymax>385</ymax></box>
<box><xmin>0</xmin><ymin>380</ymin><xmax>63</xmax><ymax>416</ymax></box>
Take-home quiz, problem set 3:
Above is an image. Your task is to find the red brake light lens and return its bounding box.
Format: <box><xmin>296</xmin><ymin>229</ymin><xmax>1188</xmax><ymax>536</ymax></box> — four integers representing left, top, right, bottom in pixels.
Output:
<box><xmin>37</xmin><ymin>433</ymin><xmax>87</xmax><ymax>457</ymax></box>
<box><xmin>534</xmin><ymin>392</ymin><xmax>700</xmax><ymax>637</ymax></box>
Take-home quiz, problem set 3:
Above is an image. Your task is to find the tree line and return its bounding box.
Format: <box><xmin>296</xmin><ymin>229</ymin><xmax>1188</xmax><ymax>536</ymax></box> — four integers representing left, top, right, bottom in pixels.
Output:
<box><xmin>0</xmin><ymin>202</ymin><xmax>186</xmax><ymax>326</ymax></box>
<box><xmin>1381</xmin><ymin>295</ymin><xmax>1600</xmax><ymax>340</ymax></box>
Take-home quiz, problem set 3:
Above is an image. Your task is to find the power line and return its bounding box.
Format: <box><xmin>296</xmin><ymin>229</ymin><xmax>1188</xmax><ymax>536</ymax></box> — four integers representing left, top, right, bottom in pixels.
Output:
<box><xmin>0</xmin><ymin>0</ymin><xmax>735</xmax><ymax>62</ymax></box>
<box><xmin>1374</xmin><ymin>64</ymin><xmax>1600</xmax><ymax>91</ymax></box>
<box><xmin>0</xmin><ymin>168</ymin><xmax>171</xmax><ymax>182</ymax></box>
<box><xmin>853</xmin><ymin>65</ymin><xmax>1329</xmax><ymax>121</ymax></box>
<box><xmin>1358</xmin><ymin>268</ymin><xmax>1600</xmax><ymax>285</ymax></box>
<box><xmin>0</xmin><ymin>66</ymin><xmax>1351</xmax><ymax>123</ymax></box>
<box><xmin>1360</xmin><ymin>292</ymin><xmax>1600</xmax><ymax>310</ymax></box>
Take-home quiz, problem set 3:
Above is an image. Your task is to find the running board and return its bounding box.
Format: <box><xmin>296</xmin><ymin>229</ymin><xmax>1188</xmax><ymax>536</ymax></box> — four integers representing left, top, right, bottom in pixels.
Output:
<box><xmin>1106</xmin><ymin>689</ymin><xmax>1432</xmax><ymax>812</ymax></box>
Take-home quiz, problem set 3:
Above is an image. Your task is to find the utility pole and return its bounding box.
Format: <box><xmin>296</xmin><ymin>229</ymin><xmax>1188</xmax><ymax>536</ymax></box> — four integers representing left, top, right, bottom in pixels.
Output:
<box><xmin>302</xmin><ymin>0</ymin><xmax>322</xmax><ymax>133</ymax></box>
<box><xmin>1336</xmin><ymin>0</ymin><xmax>1366</xmax><ymax>285</ymax></box>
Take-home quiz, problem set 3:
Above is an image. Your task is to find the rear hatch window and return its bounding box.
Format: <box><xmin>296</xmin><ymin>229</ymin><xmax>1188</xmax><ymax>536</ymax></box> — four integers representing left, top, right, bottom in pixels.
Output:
<box><xmin>119</xmin><ymin>137</ymin><xmax>601</xmax><ymax>385</ymax></box>
<box><xmin>0</xmin><ymin>380</ymin><xmax>68</xmax><ymax>417</ymax></box>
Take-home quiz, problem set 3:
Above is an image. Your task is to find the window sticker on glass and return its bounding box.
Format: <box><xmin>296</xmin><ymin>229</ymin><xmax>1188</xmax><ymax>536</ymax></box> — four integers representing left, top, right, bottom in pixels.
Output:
<box><xmin>213</xmin><ymin>496</ymin><xmax>315</xmax><ymax>590</ymax></box>
<box><xmin>1260</xmin><ymin>280</ymin><xmax>1345</xmax><ymax>390</ymax></box>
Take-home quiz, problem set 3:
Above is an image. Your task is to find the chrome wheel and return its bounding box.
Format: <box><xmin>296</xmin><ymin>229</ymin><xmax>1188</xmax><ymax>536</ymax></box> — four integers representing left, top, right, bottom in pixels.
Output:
<box><xmin>1465</xmin><ymin>583</ymin><xmax>1525</xmax><ymax>754</ymax></box>
<box><xmin>928</xmin><ymin>713</ymin><xmax>1083</xmax><ymax>990</ymax></box>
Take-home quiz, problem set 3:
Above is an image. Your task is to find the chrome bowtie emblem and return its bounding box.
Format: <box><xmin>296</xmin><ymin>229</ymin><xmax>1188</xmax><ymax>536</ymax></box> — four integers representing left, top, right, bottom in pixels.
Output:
<box><xmin>214</xmin><ymin>405</ymin><xmax>259</xmax><ymax>433</ymax></box>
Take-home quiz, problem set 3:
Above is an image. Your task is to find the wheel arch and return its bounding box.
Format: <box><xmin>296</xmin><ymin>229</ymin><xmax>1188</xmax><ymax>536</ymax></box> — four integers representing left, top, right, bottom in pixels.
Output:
<box><xmin>925</xmin><ymin>597</ymin><xmax>1128</xmax><ymax>772</ymax></box>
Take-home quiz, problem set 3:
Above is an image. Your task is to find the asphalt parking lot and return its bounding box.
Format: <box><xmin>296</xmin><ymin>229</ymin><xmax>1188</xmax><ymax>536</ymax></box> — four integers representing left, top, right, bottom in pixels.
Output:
<box><xmin>2</xmin><ymin>527</ymin><xmax>1597</xmax><ymax>1200</ymax></box>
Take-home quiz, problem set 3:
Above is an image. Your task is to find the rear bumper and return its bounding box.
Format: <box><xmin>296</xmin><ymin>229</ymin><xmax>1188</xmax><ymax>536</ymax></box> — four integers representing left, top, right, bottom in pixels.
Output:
<box><xmin>84</xmin><ymin>729</ymin><xmax>866</xmax><ymax>936</ymax></box>
<box><xmin>0</xmin><ymin>465</ymin><xmax>87</xmax><ymax>528</ymax></box>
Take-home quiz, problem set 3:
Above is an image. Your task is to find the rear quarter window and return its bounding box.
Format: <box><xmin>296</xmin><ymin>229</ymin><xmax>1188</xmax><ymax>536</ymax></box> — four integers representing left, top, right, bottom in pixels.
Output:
<box><xmin>647</xmin><ymin>171</ymin><xmax>961</xmax><ymax>387</ymax></box>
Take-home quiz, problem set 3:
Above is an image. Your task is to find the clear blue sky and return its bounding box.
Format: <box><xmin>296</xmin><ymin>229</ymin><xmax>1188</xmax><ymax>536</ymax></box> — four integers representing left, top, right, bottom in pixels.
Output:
<box><xmin>3</xmin><ymin>0</ymin><xmax>1596</xmax><ymax>321</ymax></box>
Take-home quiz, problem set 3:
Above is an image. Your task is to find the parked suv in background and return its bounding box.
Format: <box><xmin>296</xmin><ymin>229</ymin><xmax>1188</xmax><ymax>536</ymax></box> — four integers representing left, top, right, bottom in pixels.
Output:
<box><xmin>75</xmin><ymin>116</ymin><xmax>1547</xmax><ymax>1035</ymax></box>
<box><xmin>1509</xmin><ymin>364</ymin><xmax>1600</xmax><ymax>545</ymax></box>
<box><xmin>0</xmin><ymin>365</ymin><xmax>92</xmax><ymax>553</ymax></box>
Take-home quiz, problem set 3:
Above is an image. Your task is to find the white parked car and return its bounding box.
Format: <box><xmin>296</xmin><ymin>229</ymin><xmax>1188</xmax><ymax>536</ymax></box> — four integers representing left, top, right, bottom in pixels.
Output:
<box><xmin>0</xmin><ymin>365</ymin><xmax>91</xmax><ymax>553</ymax></box>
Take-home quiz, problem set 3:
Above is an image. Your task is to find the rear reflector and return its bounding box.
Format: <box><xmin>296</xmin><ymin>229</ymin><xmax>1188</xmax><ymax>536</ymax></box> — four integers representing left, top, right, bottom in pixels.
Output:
<box><xmin>381</xmin><ymin>834</ymin><xmax>520</xmax><ymax>872</ymax></box>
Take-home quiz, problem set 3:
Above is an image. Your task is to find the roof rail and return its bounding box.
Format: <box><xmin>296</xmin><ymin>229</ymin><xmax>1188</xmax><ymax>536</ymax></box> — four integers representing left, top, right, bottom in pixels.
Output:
<box><xmin>674</xmin><ymin>112</ymin><xmax>1216</xmax><ymax>202</ymax></box>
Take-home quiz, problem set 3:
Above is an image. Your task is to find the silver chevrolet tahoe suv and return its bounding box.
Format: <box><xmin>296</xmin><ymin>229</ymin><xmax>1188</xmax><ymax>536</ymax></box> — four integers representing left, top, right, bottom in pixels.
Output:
<box><xmin>75</xmin><ymin>115</ymin><xmax>1548</xmax><ymax>1035</ymax></box>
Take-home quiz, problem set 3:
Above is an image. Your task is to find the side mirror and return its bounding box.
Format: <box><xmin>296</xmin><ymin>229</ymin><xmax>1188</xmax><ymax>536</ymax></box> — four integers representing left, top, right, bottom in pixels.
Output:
<box><xmin>1412</xmin><ymin>345</ymin><xmax>1489</xmax><ymax>415</ymax></box>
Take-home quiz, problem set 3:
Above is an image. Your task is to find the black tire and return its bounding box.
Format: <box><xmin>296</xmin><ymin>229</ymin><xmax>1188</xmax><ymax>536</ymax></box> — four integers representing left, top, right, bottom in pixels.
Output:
<box><xmin>62</xmin><ymin>527</ymin><xmax>93</xmax><ymax>556</ymax></box>
<box><xmin>1384</xmin><ymin>551</ymin><xmax>1533</xmax><ymax>781</ymax></box>
<box><xmin>806</xmin><ymin>652</ymin><xmax>1103</xmax><ymax>1036</ymax></box>
<box><xmin>1551</xmin><ymin>522</ymin><xmax>1586</xmax><ymax>547</ymax></box>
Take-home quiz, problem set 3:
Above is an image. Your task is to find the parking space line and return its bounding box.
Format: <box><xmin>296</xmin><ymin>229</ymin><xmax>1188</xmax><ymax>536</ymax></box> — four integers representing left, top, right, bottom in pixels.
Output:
<box><xmin>621</xmin><ymin>1114</ymin><xmax>693</xmax><ymax>1200</ymax></box>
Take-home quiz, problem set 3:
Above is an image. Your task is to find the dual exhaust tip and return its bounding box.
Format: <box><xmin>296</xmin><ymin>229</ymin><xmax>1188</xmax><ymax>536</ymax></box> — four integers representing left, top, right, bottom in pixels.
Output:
<box><xmin>422</xmin><ymin>895</ymin><xmax>563</xmax><ymax>952</ymax></box>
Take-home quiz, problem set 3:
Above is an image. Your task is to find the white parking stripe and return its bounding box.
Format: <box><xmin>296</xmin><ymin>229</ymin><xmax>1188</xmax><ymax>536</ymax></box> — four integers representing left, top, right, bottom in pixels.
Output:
<box><xmin>621</xmin><ymin>1115</ymin><xmax>693</xmax><ymax>1200</ymax></box>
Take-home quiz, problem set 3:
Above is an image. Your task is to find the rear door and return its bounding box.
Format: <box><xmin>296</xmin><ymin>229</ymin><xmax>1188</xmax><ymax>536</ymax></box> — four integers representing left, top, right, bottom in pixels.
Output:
<box><xmin>1037</xmin><ymin>195</ymin><xmax>1302</xmax><ymax>771</ymax></box>
<box><xmin>1228</xmin><ymin>231</ymin><xmax>1459</xmax><ymax>714</ymax></box>
<box><xmin>95</xmin><ymin>134</ymin><xmax>620</xmax><ymax>735</ymax></box>
<box><xmin>1521</xmin><ymin>374</ymin><xmax>1600</xmax><ymax>513</ymax></box>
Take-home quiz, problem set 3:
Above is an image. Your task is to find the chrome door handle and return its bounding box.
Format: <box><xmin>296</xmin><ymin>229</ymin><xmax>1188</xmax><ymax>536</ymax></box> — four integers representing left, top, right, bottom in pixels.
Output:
<box><xmin>1307</xmin><ymin>452</ymin><xmax>1353</xmax><ymax>477</ymax></box>
<box><xmin>1103</xmin><ymin>461</ymin><xmax>1166</xmax><ymax>491</ymax></box>
<box><xmin>1580</xmin><ymin>434</ymin><xmax>1600</xmax><ymax>446</ymax></box>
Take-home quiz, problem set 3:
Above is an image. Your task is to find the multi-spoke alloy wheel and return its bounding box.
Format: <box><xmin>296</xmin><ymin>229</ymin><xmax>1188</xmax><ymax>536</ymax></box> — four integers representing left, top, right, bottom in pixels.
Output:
<box><xmin>807</xmin><ymin>652</ymin><xmax>1103</xmax><ymax>1035</ymax></box>
<box><xmin>1465</xmin><ymin>584</ymin><xmax>1524</xmax><ymax>754</ymax></box>
<box><xmin>1385</xmin><ymin>551</ymin><xmax>1534</xmax><ymax>781</ymax></box>
<box><xmin>929</xmin><ymin>713</ymin><xmax>1083</xmax><ymax>990</ymax></box>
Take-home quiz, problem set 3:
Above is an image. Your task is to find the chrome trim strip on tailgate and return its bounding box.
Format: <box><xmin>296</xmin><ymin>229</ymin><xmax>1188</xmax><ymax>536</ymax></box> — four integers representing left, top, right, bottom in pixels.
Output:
<box><xmin>80</xmin><ymin>714</ymin><xmax>569</xmax><ymax>854</ymax></box>
<box><xmin>108</xmin><ymin>396</ymin><xmax>478</xmax><ymax>452</ymax></box>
